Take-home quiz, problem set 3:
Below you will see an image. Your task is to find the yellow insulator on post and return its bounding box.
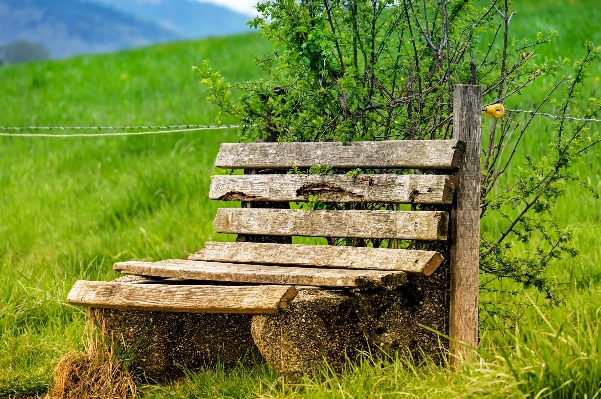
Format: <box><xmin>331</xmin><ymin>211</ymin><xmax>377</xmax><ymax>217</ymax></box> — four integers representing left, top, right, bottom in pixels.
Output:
<box><xmin>485</xmin><ymin>104</ymin><xmax>505</xmax><ymax>118</ymax></box>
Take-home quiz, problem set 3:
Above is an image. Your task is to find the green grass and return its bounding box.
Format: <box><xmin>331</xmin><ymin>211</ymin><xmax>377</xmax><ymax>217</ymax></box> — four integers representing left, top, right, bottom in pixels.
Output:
<box><xmin>0</xmin><ymin>34</ymin><xmax>267</xmax><ymax>397</ymax></box>
<box><xmin>1</xmin><ymin>1</ymin><xmax>601</xmax><ymax>397</ymax></box>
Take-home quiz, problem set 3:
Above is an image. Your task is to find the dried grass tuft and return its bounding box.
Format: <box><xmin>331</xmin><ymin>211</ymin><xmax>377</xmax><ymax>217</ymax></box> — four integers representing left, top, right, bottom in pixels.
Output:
<box><xmin>46</xmin><ymin>319</ymin><xmax>137</xmax><ymax>399</ymax></box>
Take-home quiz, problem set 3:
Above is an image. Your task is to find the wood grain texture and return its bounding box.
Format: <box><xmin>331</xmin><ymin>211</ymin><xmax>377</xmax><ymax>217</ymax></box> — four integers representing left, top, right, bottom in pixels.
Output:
<box><xmin>190</xmin><ymin>242</ymin><xmax>443</xmax><ymax>276</ymax></box>
<box><xmin>449</xmin><ymin>84</ymin><xmax>482</xmax><ymax>361</ymax></box>
<box><xmin>213</xmin><ymin>208</ymin><xmax>449</xmax><ymax>240</ymax></box>
<box><xmin>215</xmin><ymin>140</ymin><xmax>465</xmax><ymax>170</ymax></box>
<box><xmin>210</xmin><ymin>174</ymin><xmax>456</xmax><ymax>204</ymax></box>
<box><xmin>67</xmin><ymin>280</ymin><xmax>298</xmax><ymax>314</ymax></box>
<box><xmin>236</xmin><ymin>169</ymin><xmax>293</xmax><ymax>245</ymax></box>
<box><xmin>113</xmin><ymin>259</ymin><xmax>408</xmax><ymax>289</ymax></box>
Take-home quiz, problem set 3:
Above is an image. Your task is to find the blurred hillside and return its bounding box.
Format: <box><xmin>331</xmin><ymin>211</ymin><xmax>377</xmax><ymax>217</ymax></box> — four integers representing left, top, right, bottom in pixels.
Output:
<box><xmin>0</xmin><ymin>0</ymin><xmax>252</xmax><ymax>61</ymax></box>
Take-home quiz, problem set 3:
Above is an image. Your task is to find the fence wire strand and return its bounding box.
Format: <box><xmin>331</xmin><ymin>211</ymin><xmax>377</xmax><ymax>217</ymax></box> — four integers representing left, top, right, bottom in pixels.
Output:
<box><xmin>504</xmin><ymin>109</ymin><xmax>601</xmax><ymax>123</ymax></box>
<box><xmin>0</xmin><ymin>108</ymin><xmax>600</xmax><ymax>138</ymax></box>
<box><xmin>0</xmin><ymin>124</ymin><xmax>241</xmax><ymax>137</ymax></box>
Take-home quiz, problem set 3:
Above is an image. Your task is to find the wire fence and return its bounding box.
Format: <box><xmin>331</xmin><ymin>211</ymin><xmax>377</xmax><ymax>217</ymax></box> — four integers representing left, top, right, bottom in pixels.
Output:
<box><xmin>505</xmin><ymin>109</ymin><xmax>601</xmax><ymax>124</ymax></box>
<box><xmin>0</xmin><ymin>108</ymin><xmax>599</xmax><ymax>138</ymax></box>
<box><xmin>0</xmin><ymin>123</ymin><xmax>241</xmax><ymax>132</ymax></box>
<box><xmin>0</xmin><ymin>124</ymin><xmax>240</xmax><ymax>137</ymax></box>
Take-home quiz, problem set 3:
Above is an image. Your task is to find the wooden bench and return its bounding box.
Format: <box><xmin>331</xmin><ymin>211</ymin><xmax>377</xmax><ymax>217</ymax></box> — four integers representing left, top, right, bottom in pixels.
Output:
<box><xmin>67</xmin><ymin>85</ymin><xmax>482</xmax><ymax>376</ymax></box>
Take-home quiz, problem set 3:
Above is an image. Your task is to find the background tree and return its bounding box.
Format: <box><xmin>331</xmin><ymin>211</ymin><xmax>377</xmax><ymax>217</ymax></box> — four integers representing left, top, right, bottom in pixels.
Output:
<box><xmin>0</xmin><ymin>39</ymin><xmax>49</xmax><ymax>64</ymax></box>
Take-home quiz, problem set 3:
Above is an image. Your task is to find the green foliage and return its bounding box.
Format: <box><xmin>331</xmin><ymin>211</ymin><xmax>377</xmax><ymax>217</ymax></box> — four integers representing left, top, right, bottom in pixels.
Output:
<box><xmin>197</xmin><ymin>0</ymin><xmax>556</xmax><ymax>144</ymax></box>
<box><xmin>480</xmin><ymin>43</ymin><xmax>601</xmax><ymax>309</ymax></box>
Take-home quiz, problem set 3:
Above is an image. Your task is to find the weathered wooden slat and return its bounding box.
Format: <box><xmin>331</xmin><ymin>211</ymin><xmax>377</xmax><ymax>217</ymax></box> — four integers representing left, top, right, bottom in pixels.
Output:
<box><xmin>213</xmin><ymin>209</ymin><xmax>449</xmax><ymax>240</ymax></box>
<box><xmin>215</xmin><ymin>140</ymin><xmax>464</xmax><ymax>170</ymax></box>
<box><xmin>67</xmin><ymin>281</ymin><xmax>298</xmax><ymax>314</ymax></box>
<box><xmin>190</xmin><ymin>242</ymin><xmax>443</xmax><ymax>277</ymax></box>
<box><xmin>210</xmin><ymin>174</ymin><xmax>455</xmax><ymax>204</ymax></box>
<box><xmin>113</xmin><ymin>259</ymin><xmax>408</xmax><ymax>289</ymax></box>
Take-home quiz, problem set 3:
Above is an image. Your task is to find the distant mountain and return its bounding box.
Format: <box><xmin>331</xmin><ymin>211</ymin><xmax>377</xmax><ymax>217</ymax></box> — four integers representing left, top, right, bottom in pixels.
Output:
<box><xmin>88</xmin><ymin>0</ymin><xmax>252</xmax><ymax>39</ymax></box>
<box><xmin>0</xmin><ymin>0</ymin><xmax>178</xmax><ymax>58</ymax></box>
<box><xmin>0</xmin><ymin>0</ymin><xmax>254</xmax><ymax>60</ymax></box>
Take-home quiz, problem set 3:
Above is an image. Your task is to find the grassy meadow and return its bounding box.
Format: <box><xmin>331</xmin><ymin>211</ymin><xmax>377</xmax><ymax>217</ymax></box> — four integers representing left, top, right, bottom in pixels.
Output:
<box><xmin>1</xmin><ymin>0</ymin><xmax>601</xmax><ymax>397</ymax></box>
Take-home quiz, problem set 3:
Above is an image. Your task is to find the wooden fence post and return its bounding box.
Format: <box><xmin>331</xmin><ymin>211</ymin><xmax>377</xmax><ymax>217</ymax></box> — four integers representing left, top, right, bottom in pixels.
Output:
<box><xmin>450</xmin><ymin>84</ymin><xmax>482</xmax><ymax>363</ymax></box>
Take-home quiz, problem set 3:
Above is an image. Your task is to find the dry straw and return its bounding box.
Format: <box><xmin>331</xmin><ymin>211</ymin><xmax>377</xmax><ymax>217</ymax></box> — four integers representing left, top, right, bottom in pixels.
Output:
<box><xmin>46</xmin><ymin>317</ymin><xmax>137</xmax><ymax>399</ymax></box>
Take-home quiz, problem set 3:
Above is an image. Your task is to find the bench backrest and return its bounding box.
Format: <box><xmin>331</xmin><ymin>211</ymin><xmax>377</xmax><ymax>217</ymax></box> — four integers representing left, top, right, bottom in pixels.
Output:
<box><xmin>209</xmin><ymin>140</ymin><xmax>463</xmax><ymax>243</ymax></box>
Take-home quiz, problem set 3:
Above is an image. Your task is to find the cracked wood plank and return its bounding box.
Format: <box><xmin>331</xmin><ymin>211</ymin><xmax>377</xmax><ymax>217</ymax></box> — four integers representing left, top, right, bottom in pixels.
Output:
<box><xmin>210</xmin><ymin>174</ymin><xmax>455</xmax><ymax>204</ymax></box>
<box><xmin>113</xmin><ymin>259</ymin><xmax>408</xmax><ymax>289</ymax></box>
<box><xmin>67</xmin><ymin>281</ymin><xmax>298</xmax><ymax>314</ymax></box>
<box><xmin>190</xmin><ymin>242</ymin><xmax>443</xmax><ymax>276</ymax></box>
<box><xmin>215</xmin><ymin>140</ymin><xmax>465</xmax><ymax>170</ymax></box>
<box><xmin>213</xmin><ymin>209</ymin><xmax>449</xmax><ymax>240</ymax></box>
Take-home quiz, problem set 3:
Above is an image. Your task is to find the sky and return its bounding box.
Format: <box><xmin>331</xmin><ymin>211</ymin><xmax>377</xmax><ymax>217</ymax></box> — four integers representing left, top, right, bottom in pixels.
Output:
<box><xmin>196</xmin><ymin>0</ymin><xmax>259</xmax><ymax>16</ymax></box>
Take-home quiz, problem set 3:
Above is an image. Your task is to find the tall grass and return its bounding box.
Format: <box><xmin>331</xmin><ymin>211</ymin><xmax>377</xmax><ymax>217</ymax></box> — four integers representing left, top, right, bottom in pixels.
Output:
<box><xmin>0</xmin><ymin>1</ymin><xmax>600</xmax><ymax>397</ymax></box>
<box><xmin>0</xmin><ymin>34</ymin><xmax>266</xmax><ymax>395</ymax></box>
